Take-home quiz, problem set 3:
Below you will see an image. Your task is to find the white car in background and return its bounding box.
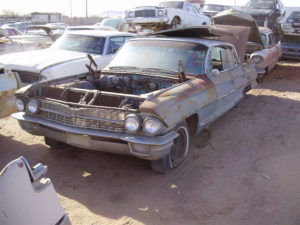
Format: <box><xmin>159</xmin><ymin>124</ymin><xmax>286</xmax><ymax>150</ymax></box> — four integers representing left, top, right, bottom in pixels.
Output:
<box><xmin>125</xmin><ymin>1</ymin><xmax>211</xmax><ymax>31</ymax></box>
<box><xmin>0</xmin><ymin>30</ymin><xmax>135</xmax><ymax>84</ymax></box>
<box><xmin>0</xmin><ymin>30</ymin><xmax>135</xmax><ymax>118</ymax></box>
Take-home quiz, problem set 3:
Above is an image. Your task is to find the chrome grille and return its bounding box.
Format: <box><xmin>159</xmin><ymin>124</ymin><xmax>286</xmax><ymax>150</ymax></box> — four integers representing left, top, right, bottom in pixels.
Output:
<box><xmin>134</xmin><ymin>10</ymin><xmax>156</xmax><ymax>17</ymax></box>
<box><xmin>39</xmin><ymin>100</ymin><xmax>126</xmax><ymax>132</ymax></box>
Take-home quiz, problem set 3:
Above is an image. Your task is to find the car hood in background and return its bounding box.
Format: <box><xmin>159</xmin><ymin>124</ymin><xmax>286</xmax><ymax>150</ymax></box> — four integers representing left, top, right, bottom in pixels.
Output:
<box><xmin>0</xmin><ymin>49</ymin><xmax>88</xmax><ymax>73</ymax></box>
<box><xmin>212</xmin><ymin>9</ymin><xmax>264</xmax><ymax>46</ymax></box>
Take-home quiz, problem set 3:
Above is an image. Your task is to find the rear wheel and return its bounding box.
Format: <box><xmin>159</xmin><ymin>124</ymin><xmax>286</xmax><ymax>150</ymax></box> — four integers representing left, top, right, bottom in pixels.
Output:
<box><xmin>151</xmin><ymin>121</ymin><xmax>190</xmax><ymax>173</ymax></box>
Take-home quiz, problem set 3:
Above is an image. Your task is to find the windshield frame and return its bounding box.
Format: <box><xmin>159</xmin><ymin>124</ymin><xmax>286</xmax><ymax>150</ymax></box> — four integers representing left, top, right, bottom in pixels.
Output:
<box><xmin>50</xmin><ymin>33</ymin><xmax>106</xmax><ymax>55</ymax></box>
<box><xmin>108</xmin><ymin>39</ymin><xmax>208</xmax><ymax>76</ymax></box>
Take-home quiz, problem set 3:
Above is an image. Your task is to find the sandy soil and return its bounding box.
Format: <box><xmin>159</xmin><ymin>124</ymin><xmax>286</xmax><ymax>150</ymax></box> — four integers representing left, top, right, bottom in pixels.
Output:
<box><xmin>1</xmin><ymin>60</ymin><xmax>300</xmax><ymax>225</ymax></box>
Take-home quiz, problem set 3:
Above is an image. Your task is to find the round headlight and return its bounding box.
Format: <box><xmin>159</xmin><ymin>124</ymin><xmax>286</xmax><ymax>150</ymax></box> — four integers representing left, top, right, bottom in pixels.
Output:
<box><xmin>128</xmin><ymin>11</ymin><xmax>134</xmax><ymax>17</ymax></box>
<box><xmin>158</xmin><ymin>10</ymin><xmax>164</xmax><ymax>16</ymax></box>
<box><xmin>143</xmin><ymin>118</ymin><xmax>163</xmax><ymax>135</ymax></box>
<box><xmin>125</xmin><ymin>114</ymin><xmax>141</xmax><ymax>132</ymax></box>
<box><xmin>16</xmin><ymin>98</ymin><xmax>25</xmax><ymax>111</ymax></box>
<box><xmin>251</xmin><ymin>55</ymin><xmax>263</xmax><ymax>65</ymax></box>
<box><xmin>27</xmin><ymin>99</ymin><xmax>39</xmax><ymax>114</ymax></box>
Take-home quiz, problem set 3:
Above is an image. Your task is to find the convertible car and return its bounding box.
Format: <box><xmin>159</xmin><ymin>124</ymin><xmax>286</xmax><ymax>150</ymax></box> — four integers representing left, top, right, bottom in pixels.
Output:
<box><xmin>12</xmin><ymin>27</ymin><xmax>257</xmax><ymax>173</ymax></box>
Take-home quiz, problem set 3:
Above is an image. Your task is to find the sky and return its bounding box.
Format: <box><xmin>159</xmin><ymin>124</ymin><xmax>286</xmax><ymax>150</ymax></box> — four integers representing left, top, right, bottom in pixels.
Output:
<box><xmin>1</xmin><ymin>0</ymin><xmax>300</xmax><ymax>17</ymax></box>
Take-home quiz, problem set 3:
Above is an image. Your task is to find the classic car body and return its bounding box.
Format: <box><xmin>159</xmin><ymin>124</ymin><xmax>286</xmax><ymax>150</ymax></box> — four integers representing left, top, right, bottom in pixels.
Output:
<box><xmin>0</xmin><ymin>30</ymin><xmax>135</xmax><ymax>118</ymax></box>
<box><xmin>213</xmin><ymin>10</ymin><xmax>282</xmax><ymax>80</ymax></box>
<box><xmin>0</xmin><ymin>25</ymin><xmax>66</xmax><ymax>55</ymax></box>
<box><xmin>9</xmin><ymin>25</ymin><xmax>65</xmax><ymax>46</ymax></box>
<box><xmin>281</xmin><ymin>34</ymin><xmax>300</xmax><ymax>60</ymax></box>
<box><xmin>282</xmin><ymin>11</ymin><xmax>300</xmax><ymax>34</ymax></box>
<box><xmin>12</xmin><ymin>27</ymin><xmax>257</xmax><ymax>173</ymax></box>
<box><xmin>125</xmin><ymin>1</ymin><xmax>211</xmax><ymax>31</ymax></box>
<box><xmin>242</xmin><ymin>0</ymin><xmax>285</xmax><ymax>40</ymax></box>
<box><xmin>0</xmin><ymin>157</ymin><xmax>70</xmax><ymax>225</ymax></box>
<box><xmin>203</xmin><ymin>4</ymin><xmax>231</xmax><ymax>18</ymax></box>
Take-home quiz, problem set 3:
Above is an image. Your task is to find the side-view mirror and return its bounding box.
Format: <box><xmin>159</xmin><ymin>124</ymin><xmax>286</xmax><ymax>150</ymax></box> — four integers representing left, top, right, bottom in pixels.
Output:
<box><xmin>211</xmin><ymin>69</ymin><xmax>220</xmax><ymax>76</ymax></box>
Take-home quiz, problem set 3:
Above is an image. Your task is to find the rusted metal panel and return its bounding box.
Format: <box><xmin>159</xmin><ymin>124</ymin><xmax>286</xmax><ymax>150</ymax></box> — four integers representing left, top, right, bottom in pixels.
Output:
<box><xmin>140</xmin><ymin>77</ymin><xmax>217</xmax><ymax>127</ymax></box>
<box><xmin>0</xmin><ymin>71</ymin><xmax>19</xmax><ymax>118</ymax></box>
<box><xmin>212</xmin><ymin>9</ymin><xmax>264</xmax><ymax>46</ymax></box>
<box><xmin>0</xmin><ymin>88</ymin><xmax>18</xmax><ymax>118</ymax></box>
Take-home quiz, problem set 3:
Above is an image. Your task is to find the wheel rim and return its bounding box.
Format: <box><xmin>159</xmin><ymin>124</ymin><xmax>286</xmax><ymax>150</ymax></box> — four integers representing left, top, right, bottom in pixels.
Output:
<box><xmin>170</xmin><ymin>126</ymin><xmax>189</xmax><ymax>167</ymax></box>
<box><xmin>171</xmin><ymin>19</ymin><xmax>178</xmax><ymax>28</ymax></box>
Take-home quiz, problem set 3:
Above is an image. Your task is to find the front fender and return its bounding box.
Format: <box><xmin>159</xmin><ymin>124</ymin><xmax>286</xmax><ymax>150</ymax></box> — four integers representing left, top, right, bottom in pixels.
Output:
<box><xmin>140</xmin><ymin>78</ymin><xmax>216</xmax><ymax>128</ymax></box>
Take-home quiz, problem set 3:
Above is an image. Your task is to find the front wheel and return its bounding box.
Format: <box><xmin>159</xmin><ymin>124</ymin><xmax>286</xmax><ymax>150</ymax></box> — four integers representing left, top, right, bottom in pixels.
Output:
<box><xmin>151</xmin><ymin>121</ymin><xmax>190</xmax><ymax>173</ymax></box>
<box><xmin>170</xmin><ymin>17</ymin><xmax>180</xmax><ymax>29</ymax></box>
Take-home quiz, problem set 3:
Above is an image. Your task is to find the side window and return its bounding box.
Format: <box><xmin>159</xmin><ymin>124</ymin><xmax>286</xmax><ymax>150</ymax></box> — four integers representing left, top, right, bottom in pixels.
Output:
<box><xmin>210</xmin><ymin>46</ymin><xmax>238</xmax><ymax>72</ymax></box>
<box><xmin>107</xmin><ymin>37</ymin><xmax>125</xmax><ymax>55</ymax></box>
<box><xmin>185</xmin><ymin>3</ymin><xmax>195</xmax><ymax>14</ymax></box>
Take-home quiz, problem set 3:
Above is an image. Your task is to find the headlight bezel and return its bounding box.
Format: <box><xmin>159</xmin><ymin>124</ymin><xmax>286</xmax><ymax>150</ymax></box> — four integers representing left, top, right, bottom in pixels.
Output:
<box><xmin>143</xmin><ymin>117</ymin><xmax>164</xmax><ymax>135</ymax></box>
<box><xmin>15</xmin><ymin>98</ymin><xmax>25</xmax><ymax>111</ymax></box>
<box><xmin>27</xmin><ymin>98</ymin><xmax>40</xmax><ymax>114</ymax></box>
<box><xmin>125</xmin><ymin>114</ymin><xmax>142</xmax><ymax>132</ymax></box>
<box><xmin>157</xmin><ymin>10</ymin><xmax>164</xmax><ymax>16</ymax></box>
<box><xmin>128</xmin><ymin>11</ymin><xmax>134</xmax><ymax>18</ymax></box>
<box><xmin>251</xmin><ymin>55</ymin><xmax>263</xmax><ymax>65</ymax></box>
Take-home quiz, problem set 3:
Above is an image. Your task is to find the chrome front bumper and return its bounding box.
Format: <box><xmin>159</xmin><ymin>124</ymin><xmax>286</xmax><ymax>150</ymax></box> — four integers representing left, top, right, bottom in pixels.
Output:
<box><xmin>12</xmin><ymin>112</ymin><xmax>178</xmax><ymax>160</ymax></box>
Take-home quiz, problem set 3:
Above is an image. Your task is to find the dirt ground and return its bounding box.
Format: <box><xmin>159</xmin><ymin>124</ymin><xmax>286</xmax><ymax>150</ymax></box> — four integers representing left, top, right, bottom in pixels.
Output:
<box><xmin>1</xmin><ymin>60</ymin><xmax>300</xmax><ymax>225</ymax></box>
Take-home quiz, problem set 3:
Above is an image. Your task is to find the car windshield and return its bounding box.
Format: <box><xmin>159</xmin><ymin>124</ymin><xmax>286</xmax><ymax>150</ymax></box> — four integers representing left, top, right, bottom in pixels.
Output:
<box><xmin>50</xmin><ymin>34</ymin><xmax>105</xmax><ymax>55</ymax></box>
<box><xmin>204</xmin><ymin>4</ymin><xmax>226</xmax><ymax>11</ymax></box>
<box><xmin>246</xmin><ymin>0</ymin><xmax>275</xmax><ymax>9</ymax></box>
<box><xmin>157</xmin><ymin>1</ymin><xmax>184</xmax><ymax>9</ymax></box>
<box><xmin>109</xmin><ymin>40</ymin><xmax>207</xmax><ymax>75</ymax></box>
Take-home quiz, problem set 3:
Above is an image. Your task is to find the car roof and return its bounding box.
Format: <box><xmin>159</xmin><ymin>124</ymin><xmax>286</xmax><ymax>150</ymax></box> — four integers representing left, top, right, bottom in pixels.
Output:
<box><xmin>130</xmin><ymin>36</ymin><xmax>227</xmax><ymax>48</ymax></box>
<box><xmin>65</xmin><ymin>29</ymin><xmax>136</xmax><ymax>37</ymax></box>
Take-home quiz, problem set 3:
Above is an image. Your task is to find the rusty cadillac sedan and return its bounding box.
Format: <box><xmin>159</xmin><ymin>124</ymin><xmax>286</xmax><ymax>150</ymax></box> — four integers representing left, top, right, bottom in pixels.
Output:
<box><xmin>11</xmin><ymin>27</ymin><xmax>257</xmax><ymax>173</ymax></box>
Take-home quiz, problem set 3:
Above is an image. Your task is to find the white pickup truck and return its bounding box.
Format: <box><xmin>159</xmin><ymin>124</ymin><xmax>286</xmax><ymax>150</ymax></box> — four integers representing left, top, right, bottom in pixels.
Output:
<box><xmin>125</xmin><ymin>1</ymin><xmax>211</xmax><ymax>31</ymax></box>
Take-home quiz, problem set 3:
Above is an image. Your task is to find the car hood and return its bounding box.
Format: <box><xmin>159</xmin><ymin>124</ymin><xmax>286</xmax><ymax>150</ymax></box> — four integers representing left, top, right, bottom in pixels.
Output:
<box><xmin>212</xmin><ymin>9</ymin><xmax>264</xmax><ymax>46</ymax></box>
<box><xmin>0</xmin><ymin>49</ymin><xmax>89</xmax><ymax>73</ymax></box>
<box><xmin>242</xmin><ymin>8</ymin><xmax>272</xmax><ymax>16</ymax></box>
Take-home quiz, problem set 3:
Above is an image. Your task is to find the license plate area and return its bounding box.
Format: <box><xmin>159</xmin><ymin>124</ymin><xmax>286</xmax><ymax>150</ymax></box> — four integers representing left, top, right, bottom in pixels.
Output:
<box><xmin>67</xmin><ymin>134</ymin><xmax>90</xmax><ymax>148</ymax></box>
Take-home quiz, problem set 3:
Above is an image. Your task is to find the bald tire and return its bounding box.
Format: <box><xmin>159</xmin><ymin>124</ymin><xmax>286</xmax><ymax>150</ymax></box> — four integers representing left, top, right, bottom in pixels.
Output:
<box><xmin>151</xmin><ymin>121</ymin><xmax>190</xmax><ymax>173</ymax></box>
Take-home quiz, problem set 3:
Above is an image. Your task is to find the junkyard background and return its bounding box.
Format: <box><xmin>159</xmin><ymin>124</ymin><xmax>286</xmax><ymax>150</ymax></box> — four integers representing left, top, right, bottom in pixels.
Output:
<box><xmin>1</xmin><ymin>0</ymin><xmax>300</xmax><ymax>224</ymax></box>
<box><xmin>1</xmin><ymin>60</ymin><xmax>300</xmax><ymax>224</ymax></box>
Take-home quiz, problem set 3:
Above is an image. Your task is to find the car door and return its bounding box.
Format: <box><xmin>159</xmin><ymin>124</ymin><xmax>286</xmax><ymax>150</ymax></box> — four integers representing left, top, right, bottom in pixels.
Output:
<box><xmin>208</xmin><ymin>45</ymin><xmax>242</xmax><ymax>118</ymax></box>
<box><xmin>0</xmin><ymin>67</ymin><xmax>20</xmax><ymax>118</ymax></box>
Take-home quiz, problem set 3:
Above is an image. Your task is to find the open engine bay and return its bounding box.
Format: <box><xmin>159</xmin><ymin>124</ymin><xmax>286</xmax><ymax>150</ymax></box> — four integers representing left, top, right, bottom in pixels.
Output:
<box><xmin>34</xmin><ymin>71</ymin><xmax>181</xmax><ymax>110</ymax></box>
